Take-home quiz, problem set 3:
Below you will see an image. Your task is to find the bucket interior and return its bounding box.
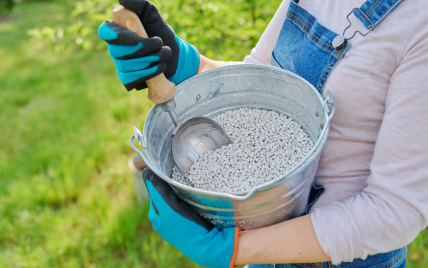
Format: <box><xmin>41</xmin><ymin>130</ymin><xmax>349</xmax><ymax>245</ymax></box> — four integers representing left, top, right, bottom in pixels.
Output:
<box><xmin>143</xmin><ymin>65</ymin><xmax>327</xmax><ymax>192</ymax></box>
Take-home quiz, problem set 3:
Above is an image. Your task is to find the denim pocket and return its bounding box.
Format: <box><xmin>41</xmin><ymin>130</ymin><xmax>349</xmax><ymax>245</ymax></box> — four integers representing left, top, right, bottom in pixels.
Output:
<box><xmin>271</xmin><ymin>52</ymin><xmax>283</xmax><ymax>69</ymax></box>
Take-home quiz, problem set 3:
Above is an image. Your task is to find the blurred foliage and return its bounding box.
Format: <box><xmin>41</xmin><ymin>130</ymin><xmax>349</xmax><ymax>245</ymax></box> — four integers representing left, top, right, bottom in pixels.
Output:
<box><xmin>27</xmin><ymin>0</ymin><xmax>115</xmax><ymax>52</ymax></box>
<box><xmin>1</xmin><ymin>1</ymin><xmax>203</xmax><ymax>266</ymax></box>
<box><xmin>0</xmin><ymin>0</ymin><xmax>18</xmax><ymax>14</ymax></box>
<box><xmin>27</xmin><ymin>0</ymin><xmax>281</xmax><ymax>60</ymax></box>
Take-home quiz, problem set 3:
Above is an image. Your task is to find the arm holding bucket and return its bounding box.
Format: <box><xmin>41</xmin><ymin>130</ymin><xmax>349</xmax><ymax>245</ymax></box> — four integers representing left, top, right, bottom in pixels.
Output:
<box><xmin>235</xmin><ymin>215</ymin><xmax>330</xmax><ymax>265</ymax></box>
<box><xmin>142</xmin><ymin>168</ymin><xmax>330</xmax><ymax>266</ymax></box>
<box><xmin>199</xmin><ymin>54</ymin><xmax>229</xmax><ymax>73</ymax></box>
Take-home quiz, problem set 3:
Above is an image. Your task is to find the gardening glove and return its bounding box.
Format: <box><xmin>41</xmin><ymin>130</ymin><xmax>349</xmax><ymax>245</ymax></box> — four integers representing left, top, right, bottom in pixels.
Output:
<box><xmin>98</xmin><ymin>0</ymin><xmax>200</xmax><ymax>91</ymax></box>
<box><xmin>142</xmin><ymin>168</ymin><xmax>240</xmax><ymax>268</ymax></box>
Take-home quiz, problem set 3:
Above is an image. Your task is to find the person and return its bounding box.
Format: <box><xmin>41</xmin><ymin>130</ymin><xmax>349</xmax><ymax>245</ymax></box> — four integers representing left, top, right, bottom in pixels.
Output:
<box><xmin>98</xmin><ymin>0</ymin><xmax>428</xmax><ymax>267</ymax></box>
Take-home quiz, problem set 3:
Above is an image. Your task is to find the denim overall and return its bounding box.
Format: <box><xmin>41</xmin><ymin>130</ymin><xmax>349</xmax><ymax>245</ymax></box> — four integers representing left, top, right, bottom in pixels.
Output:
<box><xmin>249</xmin><ymin>0</ymin><xmax>407</xmax><ymax>267</ymax></box>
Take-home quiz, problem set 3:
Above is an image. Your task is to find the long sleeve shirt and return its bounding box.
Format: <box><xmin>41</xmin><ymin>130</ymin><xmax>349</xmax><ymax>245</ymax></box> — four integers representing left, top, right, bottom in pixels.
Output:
<box><xmin>243</xmin><ymin>0</ymin><xmax>428</xmax><ymax>264</ymax></box>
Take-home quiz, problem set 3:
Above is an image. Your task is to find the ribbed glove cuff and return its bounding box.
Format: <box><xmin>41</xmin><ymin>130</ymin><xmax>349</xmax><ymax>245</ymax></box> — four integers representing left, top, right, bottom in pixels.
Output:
<box><xmin>168</xmin><ymin>35</ymin><xmax>200</xmax><ymax>85</ymax></box>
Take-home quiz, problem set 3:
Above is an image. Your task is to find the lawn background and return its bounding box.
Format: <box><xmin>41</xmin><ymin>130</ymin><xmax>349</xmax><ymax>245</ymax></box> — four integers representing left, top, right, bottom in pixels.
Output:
<box><xmin>0</xmin><ymin>1</ymin><xmax>427</xmax><ymax>267</ymax></box>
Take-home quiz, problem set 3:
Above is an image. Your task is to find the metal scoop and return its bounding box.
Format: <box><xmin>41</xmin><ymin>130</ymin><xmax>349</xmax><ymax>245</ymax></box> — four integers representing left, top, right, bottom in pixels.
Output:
<box><xmin>113</xmin><ymin>6</ymin><xmax>232</xmax><ymax>179</ymax></box>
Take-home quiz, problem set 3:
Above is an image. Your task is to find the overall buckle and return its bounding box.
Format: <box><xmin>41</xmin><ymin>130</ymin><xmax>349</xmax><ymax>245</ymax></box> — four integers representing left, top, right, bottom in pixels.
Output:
<box><xmin>332</xmin><ymin>7</ymin><xmax>375</xmax><ymax>50</ymax></box>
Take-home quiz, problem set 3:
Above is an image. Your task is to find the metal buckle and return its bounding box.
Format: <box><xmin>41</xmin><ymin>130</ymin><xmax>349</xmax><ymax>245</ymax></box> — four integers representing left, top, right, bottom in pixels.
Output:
<box><xmin>343</xmin><ymin>7</ymin><xmax>374</xmax><ymax>40</ymax></box>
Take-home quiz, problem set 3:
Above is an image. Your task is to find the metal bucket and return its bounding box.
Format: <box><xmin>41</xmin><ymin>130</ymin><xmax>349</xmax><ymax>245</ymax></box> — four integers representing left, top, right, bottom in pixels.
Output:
<box><xmin>130</xmin><ymin>64</ymin><xmax>335</xmax><ymax>230</ymax></box>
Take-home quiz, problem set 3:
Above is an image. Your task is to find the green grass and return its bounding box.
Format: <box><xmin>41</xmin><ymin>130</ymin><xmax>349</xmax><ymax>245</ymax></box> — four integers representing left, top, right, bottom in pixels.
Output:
<box><xmin>0</xmin><ymin>2</ymin><xmax>202</xmax><ymax>267</ymax></box>
<box><xmin>0</xmin><ymin>1</ymin><xmax>427</xmax><ymax>268</ymax></box>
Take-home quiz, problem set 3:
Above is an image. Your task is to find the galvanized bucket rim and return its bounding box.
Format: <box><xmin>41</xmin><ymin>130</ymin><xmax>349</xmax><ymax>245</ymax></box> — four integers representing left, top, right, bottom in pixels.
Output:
<box><xmin>130</xmin><ymin>64</ymin><xmax>335</xmax><ymax>201</ymax></box>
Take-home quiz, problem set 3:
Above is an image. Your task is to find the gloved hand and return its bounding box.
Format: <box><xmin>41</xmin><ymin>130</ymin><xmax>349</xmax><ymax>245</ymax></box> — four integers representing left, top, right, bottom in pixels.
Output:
<box><xmin>143</xmin><ymin>168</ymin><xmax>240</xmax><ymax>268</ymax></box>
<box><xmin>98</xmin><ymin>0</ymin><xmax>200</xmax><ymax>91</ymax></box>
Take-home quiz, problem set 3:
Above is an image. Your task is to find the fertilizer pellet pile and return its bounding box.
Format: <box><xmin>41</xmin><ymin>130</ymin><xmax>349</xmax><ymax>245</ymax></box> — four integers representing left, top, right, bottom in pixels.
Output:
<box><xmin>171</xmin><ymin>108</ymin><xmax>313</xmax><ymax>193</ymax></box>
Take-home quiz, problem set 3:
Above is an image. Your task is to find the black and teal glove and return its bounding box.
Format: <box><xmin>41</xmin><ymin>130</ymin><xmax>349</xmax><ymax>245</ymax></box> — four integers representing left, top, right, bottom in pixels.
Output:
<box><xmin>143</xmin><ymin>168</ymin><xmax>240</xmax><ymax>268</ymax></box>
<box><xmin>98</xmin><ymin>0</ymin><xmax>200</xmax><ymax>91</ymax></box>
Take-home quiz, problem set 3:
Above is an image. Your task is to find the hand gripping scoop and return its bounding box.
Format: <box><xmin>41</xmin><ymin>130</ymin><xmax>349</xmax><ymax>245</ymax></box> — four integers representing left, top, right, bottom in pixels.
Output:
<box><xmin>113</xmin><ymin>6</ymin><xmax>233</xmax><ymax>180</ymax></box>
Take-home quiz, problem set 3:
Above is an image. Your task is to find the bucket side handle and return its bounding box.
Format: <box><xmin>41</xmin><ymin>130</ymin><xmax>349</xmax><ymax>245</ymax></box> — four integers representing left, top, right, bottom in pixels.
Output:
<box><xmin>133</xmin><ymin>126</ymin><xmax>148</xmax><ymax>150</ymax></box>
<box><xmin>131</xmin><ymin>126</ymin><xmax>166</xmax><ymax>175</ymax></box>
<box><xmin>130</xmin><ymin>134</ymin><xmax>165</xmax><ymax>176</ymax></box>
<box><xmin>129</xmin><ymin>126</ymin><xmax>162</xmax><ymax>177</ymax></box>
<box><xmin>324</xmin><ymin>90</ymin><xmax>335</xmax><ymax>123</ymax></box>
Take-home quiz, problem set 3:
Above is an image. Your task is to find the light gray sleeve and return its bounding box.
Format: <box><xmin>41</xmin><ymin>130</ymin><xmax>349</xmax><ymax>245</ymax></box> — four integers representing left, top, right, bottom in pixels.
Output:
<box><xmin>311</xmin><ymin>12</ymin><xmax>428</xmax><ymax>265</ymax></box>
<box><xmin>243</xmin><ymin>1</ymin><xmax>290</xmax><ymax>65</ymax></box>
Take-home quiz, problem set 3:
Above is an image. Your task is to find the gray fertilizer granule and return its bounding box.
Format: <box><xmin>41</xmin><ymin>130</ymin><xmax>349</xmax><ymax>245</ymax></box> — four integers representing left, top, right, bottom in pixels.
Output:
<box><xmin>171</xmin><ymin>108</ymin><xmax>313</xmax><ymax>193</ymax></box>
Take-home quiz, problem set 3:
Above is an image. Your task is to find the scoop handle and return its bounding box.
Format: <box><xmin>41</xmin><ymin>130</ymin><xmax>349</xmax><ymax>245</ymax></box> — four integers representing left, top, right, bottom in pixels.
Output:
<box><xmin>112</xmin><ymin>6</ymin><xmax>176</xmax><ymax>104</ymax></box>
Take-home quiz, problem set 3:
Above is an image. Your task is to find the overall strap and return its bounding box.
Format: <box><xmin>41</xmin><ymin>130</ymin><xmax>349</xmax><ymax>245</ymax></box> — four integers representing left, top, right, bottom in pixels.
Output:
<box><xmin>353</xmin><ymin>0</ymin><xmax>404</xmax><ymax>30</ymax></box>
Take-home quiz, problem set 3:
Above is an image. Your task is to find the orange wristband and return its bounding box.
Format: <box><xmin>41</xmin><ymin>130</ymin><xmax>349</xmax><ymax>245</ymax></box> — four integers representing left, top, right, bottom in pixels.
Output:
<box><xmin>229</xmin><ymin>226</ymin><xmax>241</xmax><ymax>268</ymax></box>
<box><xmin>196</xmin><ymin>54</ymin><xmax>201</xmax><ymax>74</ymax></box>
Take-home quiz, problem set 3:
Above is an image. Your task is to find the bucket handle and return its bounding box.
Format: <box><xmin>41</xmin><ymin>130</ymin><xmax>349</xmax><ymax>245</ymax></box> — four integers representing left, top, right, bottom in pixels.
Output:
<box><xmin>324</xmin><ymin>90</ymin><xmax>335</xmax><ymax>122</ymax></box>
<box><xmin>133</xmin><ymin>126</ymin><xmax>147</xmax><ymax>150</ymax></box>
<box><xmin>130</xmin><ymin>134</ymin><xmax>165</xmax><ymax>177</ymax></box>
<box><xmin>130</xmin><ymin>126</ymin><xmax>160</xmax><ymax>174</ymax></box>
